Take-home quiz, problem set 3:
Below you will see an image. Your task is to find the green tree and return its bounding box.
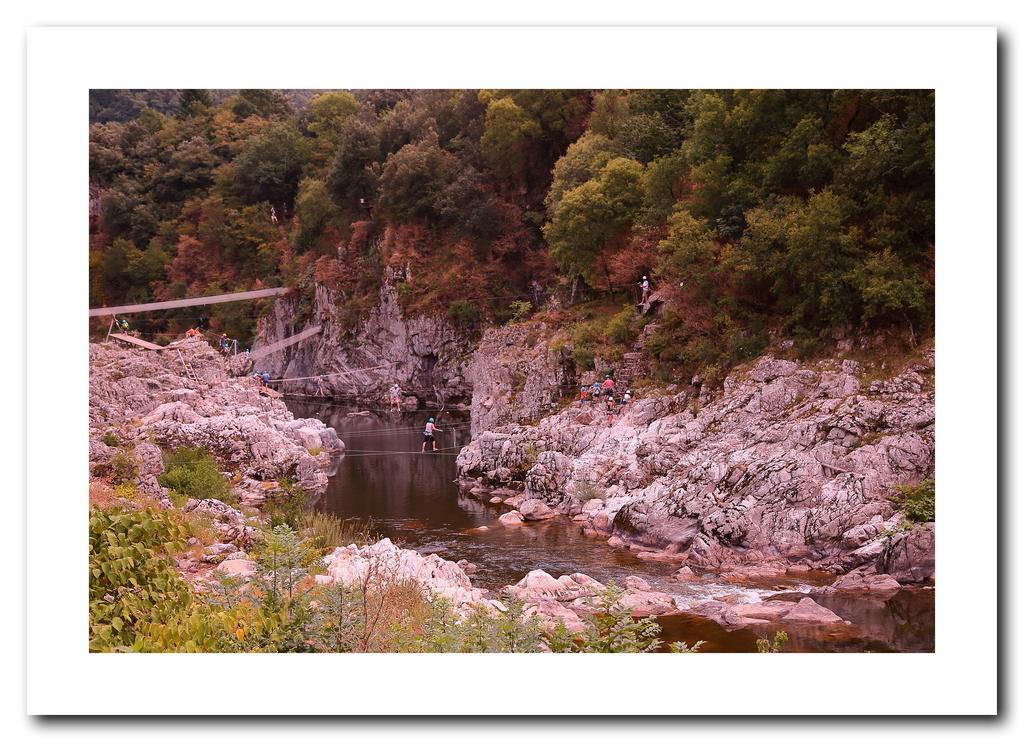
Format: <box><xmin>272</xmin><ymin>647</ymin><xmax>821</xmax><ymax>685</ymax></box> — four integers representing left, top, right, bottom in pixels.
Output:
<box><xmin>178</xmin><ymin>89</ymin><xmax>212</xmax><ymax>118</ymax></box>
<box><xmin>377</xmin><ymin>134</ymin><xmax>460</xmax><ymax>222</ymax></box>
<box><xmin>307</xmin><ymin>91</ymin><xmax>361</xmax><ymax>171</ymax></box>
<box><xmin>293</xmin><ymin>178</ymin><xmax>338</xmax><ymax>252</ymax></box>
<box><xmin>544</xmin><ymin>157</ymin><xmax>645</xmax><ymax>286</ymax></box>
<box><xmin>325</xmin><ymin>115</ymin><xmax>382</xmax><ymax>209</ymax></box>
<box><xmin>235</xmin><ymin>122</ymin><xmax>310</xmax><ymax>206</ymax></box>
<box><xmin>479</xmin><ymin>96</ymin><xmax>542</xmax><ymax>178</ymax></box>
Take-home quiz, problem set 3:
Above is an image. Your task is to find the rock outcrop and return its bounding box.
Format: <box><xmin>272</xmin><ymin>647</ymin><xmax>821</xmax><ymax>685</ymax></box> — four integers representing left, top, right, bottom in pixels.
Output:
<box><xmin>252</xmin><ymin>281</ymin><xmax>473</xmax><ymax>407</ymax></box>
<box><xmin>316</xmin><ymin>538</ymin><xmax>491</xmax><ymax>612</ymax></box>
<box><xmin>465</xmin><ymin>321</ymin><xmax>575</xmax><ymax>435</ymax></box>
<box><xmin>89</xmin><ymin>337</ymin><xmax>344</xmax><ymax>504</ymax></box>
<box><xmin>457</xmin><ymin>349</ymin><xmax>935</xmax><ymax>585</ymax></box>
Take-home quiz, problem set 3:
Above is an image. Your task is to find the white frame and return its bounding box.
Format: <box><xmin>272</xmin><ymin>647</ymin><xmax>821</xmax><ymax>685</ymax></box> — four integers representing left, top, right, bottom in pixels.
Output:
<box><xmin>26</xmin><ymin>26</ymin><xmax>997</xmax><ymax>715</ymax></box>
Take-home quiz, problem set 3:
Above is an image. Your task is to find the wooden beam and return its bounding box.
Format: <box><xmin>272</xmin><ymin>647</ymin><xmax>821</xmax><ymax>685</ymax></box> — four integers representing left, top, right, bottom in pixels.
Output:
<box><xmin>88</xmin><ymin>287</ymin><xmax>290</xmax><ymax>317</ymax></box>
<box><xmin>109</xmin><ymin>333</ymin><xmax>163</xmax><ymax>350</ymax></box>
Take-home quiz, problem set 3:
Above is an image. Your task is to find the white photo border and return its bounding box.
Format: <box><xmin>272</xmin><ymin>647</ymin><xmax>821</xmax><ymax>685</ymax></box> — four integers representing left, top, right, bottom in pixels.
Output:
<box><xmin>26</xmin><ymin>26</ymin><xmax>997</xmax><ymax>715</ymax></box>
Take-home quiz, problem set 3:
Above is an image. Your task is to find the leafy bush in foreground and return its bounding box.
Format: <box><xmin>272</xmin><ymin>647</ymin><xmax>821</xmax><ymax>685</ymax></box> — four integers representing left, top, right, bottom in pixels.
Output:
<box><xmin>158</xmin><ymin>447</ymin><xmax>233</xmax><ymax>505</ymax></box>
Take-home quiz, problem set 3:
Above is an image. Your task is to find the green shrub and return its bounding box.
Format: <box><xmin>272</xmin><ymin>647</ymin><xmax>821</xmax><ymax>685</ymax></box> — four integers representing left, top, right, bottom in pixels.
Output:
<box><xmin>507</xmin><ymin>300</ymin><xmax>533</xmax><ymax>323</ymax></box>
<box><xmin>571</xmin><ymin>481</ymin><xmax>603</xmax><ymax>502</ymax></box>
<box><xmin>447</xmin><ymin>299</ymin><xmax>481</xmax><ymax>327</ymax></box>
<box><xmin>606</xmin><ymin>304</ymin><xmax>638</xmax><ymax>345</ymax></box>
<box><xmin>563</xmin><ymin>582</ymin><xmax>664</xmax><ymax>653</ymax></box>
<box><xmin>299</xmin><ymin>512</ymin><xmax>377</xmax><ymax>555</ymax></box>
<box><xmin>102</xmin><ymin>432</ymin><xmax>120</xmax><ymax>447</ymax></box>
<box><xmin>263</xmin><ymin>484</ymin><xmax>309</xmax><ymax>530</ymax></box>
<box><xmin>89</xmin><ymin>505</ymin><xmax>193</xmax><ymax>651</ymax></box>
<box><xmin>891</xmin><ymin>478</ymin><xmax>935</xmax><ymax>523</ymax></box>
<box><xmin>756</xmin><ymin>630</ymin><xmax>789</xmax><ymax>653</ymax></box>
<box><xmin>108</xmin><ymin>450</ymin><xmax>138</xmax><ymax>484</ymax></box>
<box><xmin>158</xmin><ymin>447</ymin><xmax>234</xmax><ymax>505</ymax></box>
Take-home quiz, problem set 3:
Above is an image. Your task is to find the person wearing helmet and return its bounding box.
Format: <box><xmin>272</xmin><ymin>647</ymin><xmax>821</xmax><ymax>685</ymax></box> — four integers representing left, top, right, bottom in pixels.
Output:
<box><xmin>422</xmin><ymin>416</ymin><xmax>444</xmax><ymax>452</ymax></box>
<box><xmin>639</xmin><ymin>275</ymin><xmax>651</xmax><ymax>304</ymax></box>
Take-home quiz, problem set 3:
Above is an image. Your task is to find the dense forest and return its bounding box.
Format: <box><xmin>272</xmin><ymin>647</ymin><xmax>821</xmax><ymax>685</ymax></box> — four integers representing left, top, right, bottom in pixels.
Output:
<box><xmin>89</xmin><ymin>88</ymin><xmax>933</xmax><ymax>377</ymax></box>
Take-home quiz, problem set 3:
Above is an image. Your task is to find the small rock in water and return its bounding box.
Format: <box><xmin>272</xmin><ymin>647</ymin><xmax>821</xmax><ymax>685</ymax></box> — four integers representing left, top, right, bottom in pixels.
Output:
<box><xmin>489</xmin><ymin>496</ymin><xmax>504</xmax><ymax>504</ymax></box>
<box><xmin>498</xmin><ymin>510</ymin><xmax>524</xmax><ymax>526</ymax></box>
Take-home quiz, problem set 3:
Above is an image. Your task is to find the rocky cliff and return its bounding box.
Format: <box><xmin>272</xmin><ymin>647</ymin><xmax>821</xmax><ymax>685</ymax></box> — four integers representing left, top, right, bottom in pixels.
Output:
<box><xmin>464</xmin><ymin>321</ymin><xmax>576</xmax><ymax>436</ymax></box>
<box><xmin>253</xmin><ymin>281</ymin><xmax>474</xmax><ymax>408</ymax></box>
<box><xmin>456</xmin><ymin>348</ymin><xmax>936</xmax><ymax>586</ymax></box>
<box><xmin>89</xmin><ymin>336</ymin><xmax>344</xmax><ymax>505</ymax></box>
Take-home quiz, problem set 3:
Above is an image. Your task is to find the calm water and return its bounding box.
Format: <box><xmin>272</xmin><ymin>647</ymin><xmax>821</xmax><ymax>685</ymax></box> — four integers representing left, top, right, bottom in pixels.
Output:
<box><xmin>288</xmin><ymin>400</ymin><xmax>935</xmax><ymax>653</ymax></box>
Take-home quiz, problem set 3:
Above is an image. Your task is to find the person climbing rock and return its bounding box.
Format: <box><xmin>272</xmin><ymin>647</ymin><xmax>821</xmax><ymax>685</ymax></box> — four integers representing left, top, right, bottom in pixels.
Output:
<box><xmin>602</xmin><ymin>374</ymin><xmax>616</xmax><ymax>397</ymax></box>
<box><xmin>421</xmin><ymin>416</ymin><xmax>444</xmax><ymax>452</ymax></box>
<box><xmin>119</xmin><ymin>317</ymin><xmax>130</xmax><ymax>333</ymax></box>
<box><xmin>270</xmin><ymin>206</ymin><xmax>278</xmax><ymax>225</ymax></box>
<box><xmin>621</xmin><ymin>389</ymin><xmax>633</xmax><ymax>408</ymax></box>
<box><xmin>605</xmin><ymin>394</ymin><xmax>617</xmax><ymax>426</ymax></box>
<box><xmin>219</xmin><ymin>333</ymin><xmax>231</xmax><ymax>355</ymax></box>
<box><xmin>580</xmin><ymin>384</ymin><xmax>588</xmax><ymax>403</ymax></box>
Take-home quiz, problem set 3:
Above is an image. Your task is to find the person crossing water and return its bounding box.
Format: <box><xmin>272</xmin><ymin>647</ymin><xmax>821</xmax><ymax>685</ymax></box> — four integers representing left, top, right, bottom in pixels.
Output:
<box><xmin>421</xmin><ymin>416</ymin><xmax>444</xmax><ymax>452</ymax></box>
<box><xmin>389</xmin><ymin>383</ymin><xmax>403</xmax><ymax>411</ymax></box>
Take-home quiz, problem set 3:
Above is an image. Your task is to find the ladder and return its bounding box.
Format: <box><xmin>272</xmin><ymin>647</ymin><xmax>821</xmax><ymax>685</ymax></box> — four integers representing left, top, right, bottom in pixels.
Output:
<box><xmin>177</xmin><ymin>350</ymin><xmax>200</xmax><ymax>384</ymax></box>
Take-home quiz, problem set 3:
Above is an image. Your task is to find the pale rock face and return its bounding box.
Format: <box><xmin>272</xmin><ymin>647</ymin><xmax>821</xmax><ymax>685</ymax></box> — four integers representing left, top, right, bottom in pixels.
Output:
<box><xmin>457</xmin><ymin>349</ymin><xmax>935</xmax><ymax>584</ymax></box>
<box><xmin>465</xmin><ymin>322</ymin><xmax>574</xmax><ymax>435</ymax></box>
<box><xmin>89</xmin><ymin>338</ymin><xmax>343</xmax><ymax>502</ymax></box>
<box><xmin>252</xmin><ymin>282</ymin><xmax>473</xmax><ymax>407</ymax></box>
<box><xmin>318</xmin><ymin>538</ymin><xmax>488</xmax><ymax>612</ymax></box>
<box><xmin>183</xmin><ymin>498</ymin><xmax>259</xmax><ymax>547</ymax></box>
<box><xmin>505</xmin><ymin>568</ymin><xmax>678</xmax><ymax>631</ymax></box>
<box><xmin>822</xmin><ymin>568</ymin><xmax>902</xmax><ymax>593</ymax></box>
<box><xmin>517</xmin><ymin>498</ymin><xmax>560</xmax><ymax>521</ymax></box>
<box><xmin>692</xmin><ymin>596</ymin><xmax>847</xmax><ymax>627</ymax></box>
<box><xmin>498</xmin><ymin>511</ymin><xmax>525</xmax><ymax>526</ymax></box>
<box><xmin>216</xmin><ymin>559</ymin><xmax>258</xmax><ymax>578</ymax></box>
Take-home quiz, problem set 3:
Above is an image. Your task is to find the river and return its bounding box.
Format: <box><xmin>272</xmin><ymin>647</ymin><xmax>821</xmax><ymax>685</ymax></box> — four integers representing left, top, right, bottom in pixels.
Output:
<box><xmin>287</xmin><ymin>399</ymin><xmax>934</xmax><ymax>653</ymax></box>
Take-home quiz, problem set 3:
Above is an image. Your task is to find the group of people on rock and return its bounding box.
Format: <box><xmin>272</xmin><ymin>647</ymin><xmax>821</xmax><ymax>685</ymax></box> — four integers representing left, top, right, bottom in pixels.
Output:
<box><xmin>580</xmin><ymin>373</ymin><xmax>633</xmax><ymax>426</ymax></box>
<box><xmin>252</xmin><ymin>369</ymin><xmax>271</xmax><ymax>387</ymax></box>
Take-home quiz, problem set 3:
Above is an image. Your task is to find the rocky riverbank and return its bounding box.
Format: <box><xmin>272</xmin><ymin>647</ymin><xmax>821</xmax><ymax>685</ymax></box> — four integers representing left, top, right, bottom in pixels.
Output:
<box><xmin>89</xmin><ymin>336</ymin><xmax>345</xmax><ymax>506</ymax></box>
<box><xmin>456</xmin><ymin>348</ymin><xmax>936</xmax><ymax>589</ymax></box>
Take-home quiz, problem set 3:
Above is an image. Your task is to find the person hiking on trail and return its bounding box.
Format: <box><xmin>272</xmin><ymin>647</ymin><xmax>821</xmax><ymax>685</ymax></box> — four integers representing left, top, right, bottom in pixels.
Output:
<box><xmin>421</xmin><ymin>416</ymin><xmax>444</xmax><ymax>452</ymax></box>
<box><xmin>219</xmin><ymin>333</ymin><xmax>230</xmax><ymax>354</ymax></box>
<box><xmin>605</xmin><ymin>394</ymin><xmax>617</xmax><ymax>426</ymax></box>
<box><xmin>621</xmin><ymin>389</ymin><xmax>633</xmax><ymax>408</ymax></box>
<box><xmin>389</xmin><ymin>383</ymin><xmax>403</xmax><ymax>411</ymax></box>
<box><xmin>591</xmin><ymin>381</ymin><xmax>602</xmax><ymax>400</ymax></box>
<box><xmin>262</xmin><ymin>371</ymin><xmax>270</xmax><ymax>387</ymax></box>
<box><xmin>580</xmin><ymin>385</ymin><xmax>588</xmax><ymax>403</ymax></box>
<box><xmin>638</xmin><ymin>275</ymin><xmax>651</xmax><ymax>304</ymax></box>
<box><xmin>270</xmin><ymin>206</ymin><xmax>278</xmax><ymax>225</ymax></box>
<box><xmin>602</xmin><ymin>374</ymin><xmax>616</xmax><ymax>397</ymax></box>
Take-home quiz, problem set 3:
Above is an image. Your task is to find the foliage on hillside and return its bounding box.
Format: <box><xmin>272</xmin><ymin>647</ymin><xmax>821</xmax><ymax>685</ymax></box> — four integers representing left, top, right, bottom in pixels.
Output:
<box><xmin>89</xmin><ymin>89</ymin><xmax>933</xmax><ymax>377</ymax></box>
